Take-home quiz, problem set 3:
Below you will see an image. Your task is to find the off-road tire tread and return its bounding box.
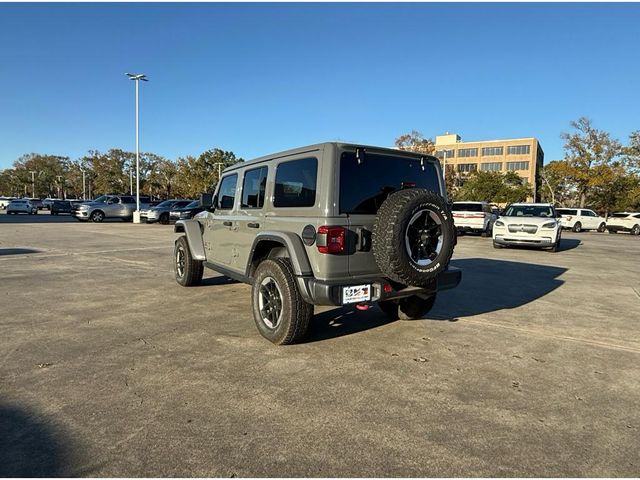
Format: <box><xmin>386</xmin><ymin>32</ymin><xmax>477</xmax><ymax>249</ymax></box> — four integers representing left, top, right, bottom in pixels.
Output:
<box><xmin>252</xmin><ymin>258</ymin><xmax>312</xmax><ymax>345</ymax></box>
<box><xmin>175</xmin><ymin>236</ymin><xmax>203</xmax><ymax>286</ymax></box>
<box><xmin>372</xmin><ymin>189</ymin><xmax>455</xmax><ymax>286</ymax></box>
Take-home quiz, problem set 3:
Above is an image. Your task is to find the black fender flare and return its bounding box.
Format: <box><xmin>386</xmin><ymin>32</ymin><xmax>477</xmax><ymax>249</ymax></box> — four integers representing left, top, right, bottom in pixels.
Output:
<box><xmin>246</xmin><ymin>232</ymin><xmax>312</xmax><ymax>277</ymax></box>
<box><xmin>174</xmin><ymin>219</ymin><xmax>206</xmax><ymax>261</ymax></box>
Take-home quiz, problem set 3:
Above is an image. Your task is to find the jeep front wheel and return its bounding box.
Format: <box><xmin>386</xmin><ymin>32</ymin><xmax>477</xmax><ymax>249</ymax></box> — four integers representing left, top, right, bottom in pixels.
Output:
<box><xmin>174</xmin><ymin>236</ymin><xmax>203</xmax><ymax>286</ymax></box>
<box><xmin>378</xmin><ymin>294</ymin><xmax>437</xmax><ymax>321</ymax></box>
<box><xmin>372</xmin><ymin>189</ymin><xmax>455</xmax><ymax>287</ymax></box>
<box><xmin>251</xmin><ymin>258</ymin><xmax>313</xmax><ymax>345</ymax></box>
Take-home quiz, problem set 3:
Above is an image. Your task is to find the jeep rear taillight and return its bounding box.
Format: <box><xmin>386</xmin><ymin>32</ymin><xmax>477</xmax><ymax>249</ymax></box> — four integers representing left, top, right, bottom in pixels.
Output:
<box><xmin>317</xmin><ymin>226</ymin><xmax>345</xmax><ymax>254</ymax></box>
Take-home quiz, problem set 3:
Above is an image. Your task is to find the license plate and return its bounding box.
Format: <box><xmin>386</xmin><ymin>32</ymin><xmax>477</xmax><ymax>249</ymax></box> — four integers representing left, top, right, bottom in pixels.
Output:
<box><xmin>342</xmin><ymin>284</ymin><xmax>371</xmax><ymax>304</ymax></box>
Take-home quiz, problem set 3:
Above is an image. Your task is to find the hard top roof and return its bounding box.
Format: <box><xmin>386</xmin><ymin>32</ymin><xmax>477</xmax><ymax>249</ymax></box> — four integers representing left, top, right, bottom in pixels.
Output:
<box><xmin>222</xmin><ymin>142</ymin><xmax>439</xmax><ymax>173</ymax></box>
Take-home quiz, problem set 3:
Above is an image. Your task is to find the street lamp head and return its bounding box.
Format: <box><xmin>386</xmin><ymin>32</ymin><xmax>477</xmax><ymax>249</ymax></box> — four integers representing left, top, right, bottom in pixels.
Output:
<box><xmin>126</xmin><ymin>73</ymin><xmax>148</xmax><ymax>81</ymax></box>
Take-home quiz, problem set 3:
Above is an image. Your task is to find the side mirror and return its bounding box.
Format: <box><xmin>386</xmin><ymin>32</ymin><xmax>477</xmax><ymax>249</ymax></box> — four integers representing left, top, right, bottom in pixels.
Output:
<box><xmin>199</xmin><ymin>193</ymin><xmax>213</xmax><ymax>209</ymax></box>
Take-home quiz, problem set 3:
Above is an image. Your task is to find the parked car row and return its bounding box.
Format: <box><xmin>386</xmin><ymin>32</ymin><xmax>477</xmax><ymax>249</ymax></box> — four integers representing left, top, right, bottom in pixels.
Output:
<box><xmin>451</xmin><ymin>201</ymin><xmax>639</xmax><ymax>254</ymax></box>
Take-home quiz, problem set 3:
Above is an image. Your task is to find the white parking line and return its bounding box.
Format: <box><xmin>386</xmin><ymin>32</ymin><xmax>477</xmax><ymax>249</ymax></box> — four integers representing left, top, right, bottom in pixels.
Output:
<box><xmin>462</xmin><ymin>318</ymin><xmax>640</xmax><ymax>354</ymax></box>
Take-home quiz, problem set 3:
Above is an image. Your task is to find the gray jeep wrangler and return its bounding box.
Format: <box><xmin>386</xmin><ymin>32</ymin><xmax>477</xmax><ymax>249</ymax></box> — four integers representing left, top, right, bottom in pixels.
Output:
<box><xmin>174</xmin><ymin>142</ymin><xmax>461</xmax><ymax>345</ymax></box>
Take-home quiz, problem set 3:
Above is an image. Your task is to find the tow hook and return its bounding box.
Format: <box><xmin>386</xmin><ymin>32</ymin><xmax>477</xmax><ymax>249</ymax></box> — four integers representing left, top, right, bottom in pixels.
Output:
<box><xmin>355</xmin><ymin>303</ymin><xmax>370</xmax><ymax>311</ymax></box>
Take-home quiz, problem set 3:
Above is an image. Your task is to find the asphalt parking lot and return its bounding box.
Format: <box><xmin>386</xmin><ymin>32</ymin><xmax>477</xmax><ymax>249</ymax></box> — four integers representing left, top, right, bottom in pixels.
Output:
<box><xmin>1</xmin><ymin>211</ymin><xmax>639</xmax><ymax>477</ymax></box>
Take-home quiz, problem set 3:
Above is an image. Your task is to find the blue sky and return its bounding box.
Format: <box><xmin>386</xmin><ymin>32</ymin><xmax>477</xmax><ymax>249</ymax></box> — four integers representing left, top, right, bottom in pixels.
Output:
<box><xmin>1</xmin><ymin>2</ymin><xmax>639</xmax><ymax>169</ymax></box>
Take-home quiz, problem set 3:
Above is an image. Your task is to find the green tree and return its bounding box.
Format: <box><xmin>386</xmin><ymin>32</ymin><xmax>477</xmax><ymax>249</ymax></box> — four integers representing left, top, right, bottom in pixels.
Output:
<box><xmin>81</xmin><ymin>149</ymin><xmax>134</xmax><ymax>196</ymax></box>
<box><xmin>539</xmin><ymin>160</ymin><xmax>578</xmax><ymax>206</ymax></box>
<box><xmin>394</xmin><ymin>130</ymin><xmax>435</xmax><ymax>155</ymax></box>
<box><xmin>455</xmin><ymin>170</ymin><xmax>531</xmax><ymax>204</ymax></box>
<box><xmin>11</xmin><ymin>154</ymin><xmax>69</xmax><ymax>198</ymax></box>
<box><xmin>588</xmin><ymin>163</ymin><xmax>640</xmax><ymax>216</ymax></box>
<box><xmin>561</xmin><ymin>117</ymin><xmax>621</xmax><ymax>208</ymax></box>
<box><xmin>146</xmin><ymin>157</ymin><xmax>178</xmax><ymax>199</ymax></box>
<box><xmin>174</xmin><ymin>149</ymin><xmax>242</xmax><ymax>198</ymax></box>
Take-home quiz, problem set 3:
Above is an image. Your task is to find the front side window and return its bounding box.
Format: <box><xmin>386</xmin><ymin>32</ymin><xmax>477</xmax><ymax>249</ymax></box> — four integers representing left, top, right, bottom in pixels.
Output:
<box><xmin>274</xmin><ymin>158</ymin><xmax>317</xmax><ymax>208</ymax></box>
<box><xmin>339</xmin><ymin>152</ymin><xmax>440</xmax><ymax>214</ymax></box>
<box><xmin>216</xmin><ymin>174</ymin><xmax>238</xmax><ymax>210</ymax></box>
<box><xmin>241</xmin><ymin>166</ymin><xmax>268</xmax><ymax>209</ymax></box>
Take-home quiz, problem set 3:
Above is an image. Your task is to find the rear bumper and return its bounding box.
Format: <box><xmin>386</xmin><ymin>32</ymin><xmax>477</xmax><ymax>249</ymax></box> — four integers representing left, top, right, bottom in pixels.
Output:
<box><xmin>301</xmin><ymin>267</ymin><xmax>462</xmax><ymax>306</ymax></box>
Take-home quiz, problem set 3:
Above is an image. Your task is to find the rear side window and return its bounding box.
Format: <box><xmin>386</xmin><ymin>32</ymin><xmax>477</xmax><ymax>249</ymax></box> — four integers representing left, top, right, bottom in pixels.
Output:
<box><xmin>241</xmin><ymin>166</ymin><xmax>268</xmax><ymax>209</ymax></box>
<box><xmin>274</xmin><ymin>158</ymin><xmax>317</xmax><ymax>208</ymax></box>
<box><xmin>340</xmin><ymin>152</ymin><xmax>440</xmax><ymax>215</ymax></box>
<box><xmin>217</xmin><ymin>174</ymin><xmax>238</xmax><ymax>210</ymax></box>
<box><xmin>120</xmin><ymin>197</ymin><xmax>135</xmax><ymax>204</ymax></box>
<box><xmin>612</xmin><ymin>213</ymin><xmax>629</xmax><ymax>218</ymax></box>
<box><xmin>452</xmin><ymin>203</ymin><xmax>483</xmax><ymax>212</ymax></box>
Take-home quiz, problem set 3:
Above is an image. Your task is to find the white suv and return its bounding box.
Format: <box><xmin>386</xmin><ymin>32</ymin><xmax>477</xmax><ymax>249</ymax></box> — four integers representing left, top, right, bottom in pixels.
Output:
<box><xmin>6</xmin><ymin>199</ymin><xmax>38</xmax><ymax>215</ymax></box>
<box><xmin>492</xmin><ymin>203</ymin><xmax>561</xmax><ymax>252</ymax></box>
<box><xmin>556</xmin><ymin>208</ymin><xmax>606</xmax><ymax>233</ymax></box>
<box><xmin>451</xmin><ymin>201</ymin><xmax>497</xmax><ymax>237</ymax></box>
<box><xmin>606</xmin><ymin>212</ymin><xmax>640</xmax><ymax>235</ymax></box>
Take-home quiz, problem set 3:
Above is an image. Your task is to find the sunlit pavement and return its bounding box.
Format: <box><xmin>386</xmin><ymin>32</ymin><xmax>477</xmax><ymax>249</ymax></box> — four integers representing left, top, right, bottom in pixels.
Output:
<box><xmin>1</xmin><ymin>212</ymin><xmax>639</xmax><ymax>476</ymax></box>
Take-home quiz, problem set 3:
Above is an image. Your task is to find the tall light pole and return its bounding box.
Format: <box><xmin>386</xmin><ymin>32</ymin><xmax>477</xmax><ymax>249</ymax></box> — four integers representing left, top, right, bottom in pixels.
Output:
<box><xmin>129</xmin><ymin>168</ymin><xmax>133</xmax><ymax>195</ymax></box>
<box><xmin>126</xmin><ymin>73</ymin><xmax>148</xmax><ymax>223</ymax></box>
<box><xmin>213</xmin><ymin>162</ymin><xmax>224</xmax><ymax>184</ymax></box>
<box><xmin>56</xmin><ymin>175</ymin><xmax>63</xmax><ymax>198</ymax></box>
<box><xmin>29</xmin><ymin>170</ymin><xmax>37</xmax><ymax>198</ymax></box>
<box><xmin>81</xmin><ymin>169</ymin><xmax>86</xmax><ymax>200</ymax></box>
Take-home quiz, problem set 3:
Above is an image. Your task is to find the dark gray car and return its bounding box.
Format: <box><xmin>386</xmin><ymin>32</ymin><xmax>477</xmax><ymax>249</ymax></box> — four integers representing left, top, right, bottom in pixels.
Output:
<box><xmin>143</xmin><ymin>199</ymin><xmax>193</xmax><ymax>224</ymax></box>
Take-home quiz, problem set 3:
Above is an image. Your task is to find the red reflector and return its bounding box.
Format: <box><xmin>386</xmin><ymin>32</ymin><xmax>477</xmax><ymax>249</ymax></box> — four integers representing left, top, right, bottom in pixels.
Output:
<box><xmin>317</xmin><ymin>226</ymin><xmax>345</xmax><ymax>254</ymax></box>
<box><xmin>383</xmin><ymin>284</ymin><xmax>393</xmax><ymax>293</ymax></box>
<box><xmin>401</xmin><ymin>181</ymin><xmax>416</xmax><ymax>188</ymax></box>
<box><xmin>355</xmin><ymin>303</ymin><xmax>369</xmax><ymax>311</ymax></box>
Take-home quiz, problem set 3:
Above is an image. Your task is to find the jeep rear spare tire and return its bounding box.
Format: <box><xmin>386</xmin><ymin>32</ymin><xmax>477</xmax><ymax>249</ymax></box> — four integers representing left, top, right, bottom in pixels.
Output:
<box><xmin>372</xmin><ymin>188</ymin><xmax>455</xmax><ymax>287</ymax></box>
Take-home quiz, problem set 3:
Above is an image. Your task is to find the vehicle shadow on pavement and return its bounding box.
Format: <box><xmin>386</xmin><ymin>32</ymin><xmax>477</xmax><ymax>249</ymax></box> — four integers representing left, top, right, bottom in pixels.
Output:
<box><xmin>433</xmin><ymin>257</ymin><xmax>568</xmax><ymax>319</ymax></box>
<box><xmin>495</xmin><ymin>238</ymin><xmax>581</xmax><ymax>253</ymax></box>
<box><xmin>0</xmin><ymin>248</ymin><xmax>41</xmax><ymax>256</ymax></box>
<box><xmin>200</xmin><ymin>275</ymin><xmax>240</xmax><ymax>286</ymax></box>
<box><xmin>557</xmin><ymin>238</ymin><xmax>581</xmax><ymax>251</ymax></box>
<box><xmin>0</xmin><ymin>214</ymin><xmax>77</xmax><ymax>224</ymax></box>
<box><xmin>309</xmin><ymin>306</ymin><xmax>396</xmax><ymax>342</ymax></box>
<box><xmin>309</xmin><ymin>257</ymin><xmax>568</xmax><ymax>341</ymax></box>
<box><xmin>0</xmin><ymin>404</ymin><xmax>71</xmax><ymax>477</ymax></box>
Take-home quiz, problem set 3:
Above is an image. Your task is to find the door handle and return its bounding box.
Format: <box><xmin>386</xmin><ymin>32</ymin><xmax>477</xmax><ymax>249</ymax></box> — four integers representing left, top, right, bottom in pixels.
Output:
<box><xmin>223</xmin><ymin>221</ymin><xmax>233</xmax><ymax>227</ymax></box>
<box><xmin>247</xmin><ymin>222</ymin><xmax>260</xmax><ymax>229</ymax></box>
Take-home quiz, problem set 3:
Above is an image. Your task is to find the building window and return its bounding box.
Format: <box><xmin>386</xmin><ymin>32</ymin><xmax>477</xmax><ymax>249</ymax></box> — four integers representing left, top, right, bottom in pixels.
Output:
<box><xmin>480</xmin><ymin>162</ymin><xmax>502</xmax><ymax>171</ymax></box>
<box><xmin>458</xmin><ymin>148</ymin><xmax>478</xmax><ymax>158</ymax></box>
<box><xmin>435</xmin><ymin>149</ymin><xmax>455</xmax><ymax>159</ymax></box>
<box><xmin>481</xmin><ymin>146</ymin><xmax>503</xmax><ymax>156</ymax></box>
<box><xmin>457</xmin><ymin>163</ymin><xmax>477</xmax><ymax>173</ymax></box>
<box><xmin>506</xmin><ymin>161</ymin><xmax>529</xmax><ymax>171</ymax></box>
<box><xmin>507</xmin><ymin>145</ymin><xmax>531</xmax><ymax>155</ymax></box>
